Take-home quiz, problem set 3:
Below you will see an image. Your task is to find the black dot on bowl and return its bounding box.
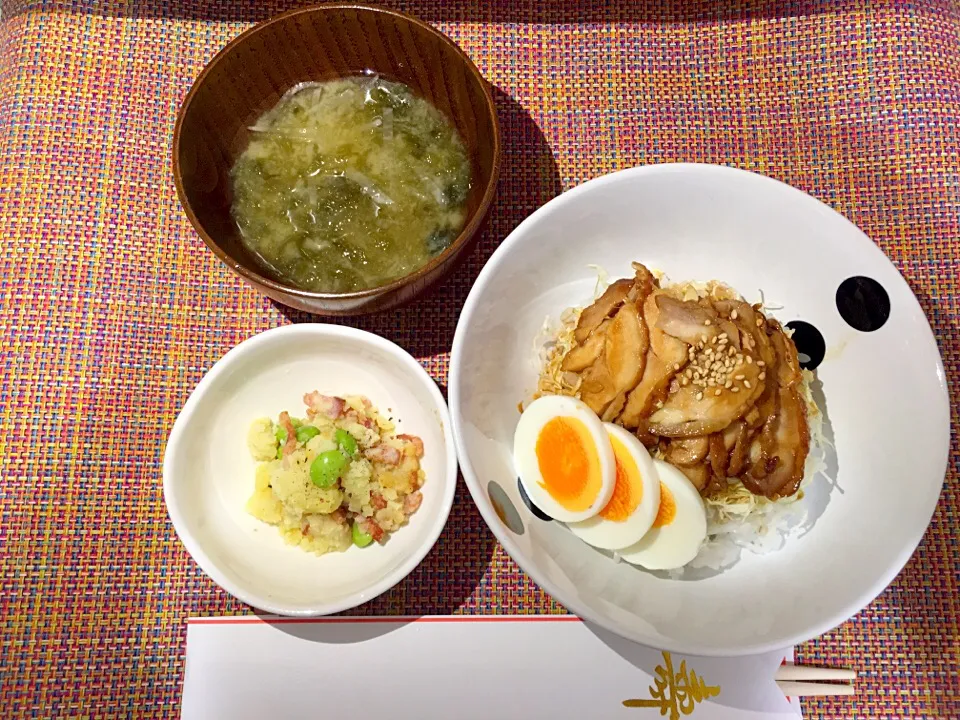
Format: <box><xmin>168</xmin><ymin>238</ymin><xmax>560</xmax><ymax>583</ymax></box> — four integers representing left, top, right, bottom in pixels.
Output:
<box><xmin>836</xmin><ymin>276</ymin><xmax>891</xmax><ymax>332</ymax></box>
<box><xmin>785</xmin><ymin>321</ymin><xmax>826</xmax><ymax>371</ymax></box>
<box><xmin>517</xmin><ymin>478</ymin><xmax>553</xmax><ymax>522</ymax></box>
<box><xmin>487</xmin><ymin>481</ymin><xmax>525</xmax><ymax>536</ymax></box>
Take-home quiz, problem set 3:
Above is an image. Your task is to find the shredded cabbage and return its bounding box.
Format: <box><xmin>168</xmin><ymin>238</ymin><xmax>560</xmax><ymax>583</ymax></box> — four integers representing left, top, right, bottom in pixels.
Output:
<box><xmin>534</xmin><ymin>308</ymin><xmax>581</xmax><ymax>400</ymax></box>
<box><xmin>586</xmin><ymin>264</ymin><xmax>610</xmax><ymax>297</ymax></box>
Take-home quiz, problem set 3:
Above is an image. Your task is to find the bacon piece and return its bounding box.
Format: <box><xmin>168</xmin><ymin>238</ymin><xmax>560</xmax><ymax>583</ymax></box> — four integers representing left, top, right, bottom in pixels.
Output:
<box><xmin>345</xmin><ymin>410</ymin><xmax>375</xmax><ymax>429</ymax></box>
<box><xmin>278</xmin><ymin>412</ymin><xmax>298</xmax><ymax>456</ymax></box>
<box><xmin>360</xmin><ymin>518</ymin><xmax>385</xmax><ymax>544</ymax></box>
<box><xmin>398</xmin><ymin>434</ymin><xmax>425</xmax><ymax>458</ymax></box>
<box><xmin>303</xmin><ymin>392</ymin><xmax>345</xmax><ymax>419</ymax></box>
<box><xmin>370</xmin><ymin>493</ymin><xmax>388</xmax><ymax>511</ymax></box>
<box><xmin>403</xmin><ymin>491</ymin><xmax>423</xmax><ymax>515</ymax></box>
<box><xmin>364</xmin><ymin>444</ymin><xmax>402</xmax><ymax>465</ymax></box>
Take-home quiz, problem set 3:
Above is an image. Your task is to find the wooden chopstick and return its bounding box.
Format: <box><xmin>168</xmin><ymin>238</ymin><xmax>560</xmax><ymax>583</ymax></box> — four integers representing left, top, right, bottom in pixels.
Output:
<box><xmin>774</xmin><ymin>664</ymin><xmax>857</xmax><ymax>698</ymax></box>
<box><xmin>776</xmin><ymin>664</ymin><xmax>857</xmax><ymax>682</ymax></box>
<box><xmin>776</xmin><ymin>680</ymin><xmax>856</xmax><ymax>697</ymax></box>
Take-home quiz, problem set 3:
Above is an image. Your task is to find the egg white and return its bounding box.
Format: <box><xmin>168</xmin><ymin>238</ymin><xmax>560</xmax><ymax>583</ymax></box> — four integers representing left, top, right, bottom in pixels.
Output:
<box><xmin>513</xmin><ymin>396</ymin><xmax>616</xmax><ymax>522</ymax></box>
<box><xmin>618</xmin><ymin>459</ymin><xmax>707</xmax><ymax>570</ymax></box>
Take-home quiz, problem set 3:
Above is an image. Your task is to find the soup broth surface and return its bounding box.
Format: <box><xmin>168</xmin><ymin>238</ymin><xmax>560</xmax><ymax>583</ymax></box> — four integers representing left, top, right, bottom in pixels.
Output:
<box><xmin>231</xmin><ymin>76</ymin><xmax>472</xmax><ymax>293</ymax></box>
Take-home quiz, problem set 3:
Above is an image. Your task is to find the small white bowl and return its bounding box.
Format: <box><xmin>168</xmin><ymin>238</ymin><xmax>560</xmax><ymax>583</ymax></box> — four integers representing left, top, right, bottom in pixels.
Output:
<box><xmin>163</xmin><ymin>324</ymin><xmax>457</xmax><ymax>616</ymax></box>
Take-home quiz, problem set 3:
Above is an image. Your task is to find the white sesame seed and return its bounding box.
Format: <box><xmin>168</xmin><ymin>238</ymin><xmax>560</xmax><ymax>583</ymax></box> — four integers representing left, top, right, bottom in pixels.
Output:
<box><xmin>696</xmin><ymin>391</ymin><xmax>703</xmax><ymax>400</ymax></box>
<box><xmin>735</xmin><ymin>374</ymin><xmax>745</xmax><ymax>380</ymax></box>
<box><xmin>757</xmin><ymin>360</ymin><xmax>765</xmax><ymax>367</ymax></box>
<box><xmin>719</xmin><ymin>332</ymin><xmax>728</xmax><ymax>340</ymax></box>
<box><xmin>704</xmin><ymin>319</ymin><xmax>712</xmax><ymax>326</ymax></box>
<box><xmin>711</xmin><ymin>336</ymin><xmax>718</xmax><ymax>344</ymax></box>
<box><xmin>744</xmin><ymin>380</ymin><xmax>752</xmax><ymax>389</ymax></box>
<box><xmin>705</xmin><ymin>348</ymin><xmax>713</xmax><ymax>356</ymax></box>
<box><xmin>674</xmin><ymin>363</ymin><xmax>681</xmax><ymax>371</ymax></box>
<box><xmin>724</xmin><ymin>380</ymin><xmax>732</xmax><ymax>388</ymax></box>
<box><xmin>700</xmin><ymin>335</ymin><xmax>708</xmax><ymax>344</ymax></box>
<box><xmin>715</xmin><ymin>389</ymin><xmax>722</xmax><ymax>396</ymax></box>
<box><xmin>682</xmin><ymin>377</ymin><xmax>689</xmax><ymax>386</ymax></box>
<box><xmin>731</xmin><ymin>386</ymin><xmax>740</xmax><ymax>393</ymax></box>
<box><xmin>759</xmin><ymin>372</ymin><xmax>766</xmax><ymax>380</ymax></box>
<box><xmin>707</xmin><ymin>379</ymin><xmax>716</xmax><ymax>387</ymax></box>
<box><xmin>731</xmin><ymin>309</ymin><xmax>738</xmax><ymax>320</ymax></box>
<box><xmin>746</xmin><ymin>356</ymin><xmax>753</xmax><ymax>364</ymax></box>
<box><xmin>656</xmin><ymin>400</ymin><xmax>664</xmax><ymax>408</ymax></box>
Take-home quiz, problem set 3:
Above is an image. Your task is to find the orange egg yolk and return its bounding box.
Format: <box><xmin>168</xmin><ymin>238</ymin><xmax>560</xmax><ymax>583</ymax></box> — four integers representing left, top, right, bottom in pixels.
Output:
<box><xmin>653</xmin><ymin>482</ymin><xmax>676</xmax><ymax>527</ymax></box>
<box><xmin>535</xmin><ymin>416</ymin><xmax>604</xmax><ymax>512</ymax></box>
<box><xmin>598</xmin><ymin>436</ymin><xmax>642</xmax><ymax>522</ymax></box>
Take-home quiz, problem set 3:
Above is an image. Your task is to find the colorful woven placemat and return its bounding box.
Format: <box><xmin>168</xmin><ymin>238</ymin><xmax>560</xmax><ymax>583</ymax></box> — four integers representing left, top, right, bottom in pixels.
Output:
<box><xmin>1</xmin><ymin>1</ymin><xmax>957</xmax><ymax>717</ymax></box>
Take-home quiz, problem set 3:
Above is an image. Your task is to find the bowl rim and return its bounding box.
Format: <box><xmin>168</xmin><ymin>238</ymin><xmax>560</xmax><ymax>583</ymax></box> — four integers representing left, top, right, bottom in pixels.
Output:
<box><xmin>171</xmin><ymin>3</ymin><xmax>502</xmax><ymax>301</ymax></box>
<box><xmin>162</xmin><ymin>322</ymin><xmax>459</xmax><ymax>616</ymax></box>
<box><xmin>448</xmin><ymin>162</ymin><xmax>950</xmax><ymax>656</ymax></box>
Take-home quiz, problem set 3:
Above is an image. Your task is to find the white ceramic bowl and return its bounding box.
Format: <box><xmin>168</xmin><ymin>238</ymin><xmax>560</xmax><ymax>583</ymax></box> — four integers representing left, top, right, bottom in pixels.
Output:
<box><xmin>164</xmin><ymin>324</ymin><xmax>457</xmax><ymax>615</ymax></box>
<box><xmin>450</xmin><ymin>163</ymin><xmax>950</xmax><ymax>656</ymax></box>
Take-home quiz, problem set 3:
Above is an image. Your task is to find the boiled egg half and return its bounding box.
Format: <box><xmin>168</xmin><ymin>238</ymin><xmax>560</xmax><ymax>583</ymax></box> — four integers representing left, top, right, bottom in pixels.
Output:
<box><xmin>568</xmin><ymin>424</ymin><xmax>661</xmax><ymax>550</ymax></box>
<box><xmin>618</xmin><ymin>459</ymin><xmax>707</xmax><ymax>570</ymax></box>
<box><xmin>513</xmin><ymin>396</ymin><xmax>616</xmax><ymax>522</ymax></box>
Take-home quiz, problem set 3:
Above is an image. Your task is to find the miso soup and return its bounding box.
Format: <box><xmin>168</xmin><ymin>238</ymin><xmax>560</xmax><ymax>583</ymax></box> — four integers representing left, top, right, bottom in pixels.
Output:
<box><xmin>231</xmin><ymin>76</ymin><xmax>472</xmax><ymax>293</ymax></box>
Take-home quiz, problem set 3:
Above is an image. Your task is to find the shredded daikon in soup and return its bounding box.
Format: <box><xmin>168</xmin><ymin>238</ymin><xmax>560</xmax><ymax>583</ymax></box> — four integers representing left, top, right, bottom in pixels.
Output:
<box><xmin>232</xmin><ymin>76</ymin><xmax>471</xmax><ymax>293</ymax></box>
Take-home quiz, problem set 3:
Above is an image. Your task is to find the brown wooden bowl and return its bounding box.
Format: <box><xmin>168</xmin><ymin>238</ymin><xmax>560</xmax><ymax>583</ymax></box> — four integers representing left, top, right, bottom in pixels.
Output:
<box><xmin>173</xmin><ymin>4</ymin><xmax>501</xmax><ymax>316</ymax></box>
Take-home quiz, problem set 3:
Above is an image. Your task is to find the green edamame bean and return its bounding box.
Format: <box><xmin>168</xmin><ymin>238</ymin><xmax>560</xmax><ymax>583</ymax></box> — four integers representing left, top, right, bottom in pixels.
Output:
<box><xmin>335</xmin><ymin>428</ymin><xmax>358</xmax><ymax>456</ymax></box>
<box><xmin>296</xmin><ymin>425</ymin><xmax>320</xmax><ymax>443</ymax></box>
<box><xmin>352</xmin><ymin>522</ymin><xmax>373</xmax><ymax>548</ymax></box>
<box><xmin>310</xmin><ymin>450</ymin><xmax>347</xmax><ymax>488</ymax></box>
